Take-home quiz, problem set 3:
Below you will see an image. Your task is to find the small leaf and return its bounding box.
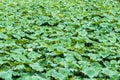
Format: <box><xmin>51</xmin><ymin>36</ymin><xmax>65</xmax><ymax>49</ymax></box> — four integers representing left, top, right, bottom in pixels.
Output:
<box><xmin>102</xmin><ymin>68</ymin><xmax>118</xmax><ymax>77</ymax></box>
<box><xmin>29</xmin><ymin>62</ymin><xmax>44</xmax><ymax>72</ymax></box>
<box><xmin>4</xmin><ymin>39</ymin><xmax>15</xmax><ymax>47</ymax></box>
<box><xmin>27</xmin><ymin>52</ymin><xmax>41</xmax><ymax>59</ymax></box>
<box><xmin>82</xmin><ymin>67</ymin><xmax>99</xmax><ymax>78</ymax></box>
<box><xmin>0</xmin><ymin>32</ymin><xmax>8</xmax><ymax>39</ymax></box>
<box><xmin>0</xmin><ymin>70</ymin><xmax>13</xmax><ymax>80</ymax></box>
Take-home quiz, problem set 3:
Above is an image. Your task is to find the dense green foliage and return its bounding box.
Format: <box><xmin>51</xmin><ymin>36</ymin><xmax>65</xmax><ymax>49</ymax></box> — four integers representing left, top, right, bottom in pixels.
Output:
<box><xmin>0</xmin><ymin>0</ymin><xmax>120</xmax><ymax>80</ymax></box>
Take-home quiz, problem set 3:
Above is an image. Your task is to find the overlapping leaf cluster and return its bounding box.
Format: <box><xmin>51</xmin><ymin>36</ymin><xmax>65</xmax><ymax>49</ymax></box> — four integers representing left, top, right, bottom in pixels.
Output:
<box><xmin>0</xmin><ymin>0</ymin><xmax>120</xmax><ymax>80</ymax></box>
